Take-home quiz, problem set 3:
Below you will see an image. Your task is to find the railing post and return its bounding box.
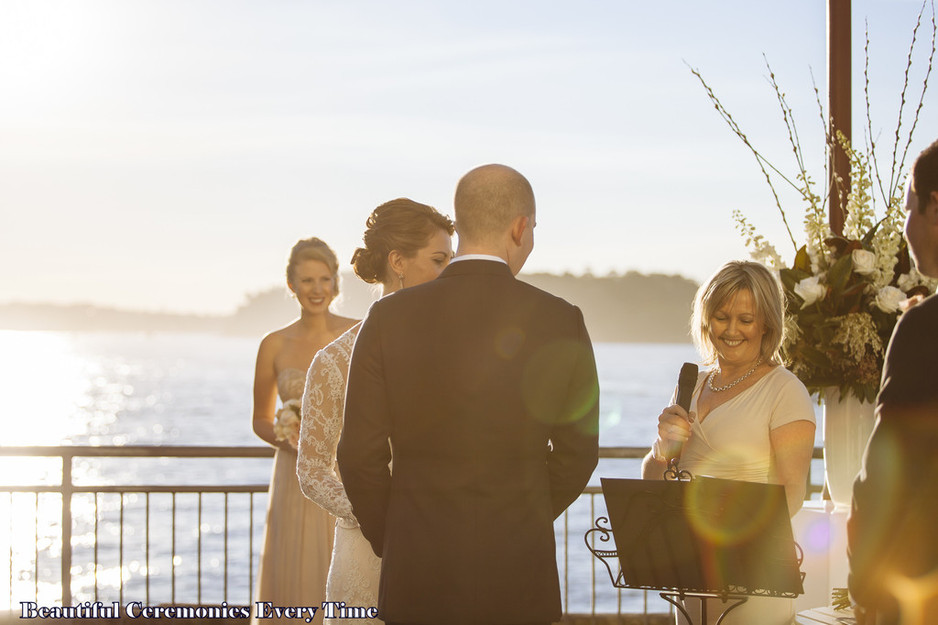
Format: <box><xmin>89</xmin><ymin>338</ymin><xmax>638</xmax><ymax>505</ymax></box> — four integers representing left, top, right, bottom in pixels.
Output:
<box><xmin>61</xmin><ymin>452</ymin><xmax>72</xmax><ymax>606</ymax></box>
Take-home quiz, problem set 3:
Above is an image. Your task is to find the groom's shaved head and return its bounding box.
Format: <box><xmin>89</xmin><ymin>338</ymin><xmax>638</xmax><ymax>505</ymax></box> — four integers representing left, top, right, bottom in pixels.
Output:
<box><xmin>454</xmin><ymin>164</ymin><xmax>535</xmax><ymax>245</ymax></box>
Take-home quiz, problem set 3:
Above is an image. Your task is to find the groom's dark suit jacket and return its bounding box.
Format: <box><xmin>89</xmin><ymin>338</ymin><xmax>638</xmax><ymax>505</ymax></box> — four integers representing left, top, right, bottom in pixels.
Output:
<box><xmin>337</xmin><ymin>259</ymin><xmax>599</xmax><ymax>625</ymax></box>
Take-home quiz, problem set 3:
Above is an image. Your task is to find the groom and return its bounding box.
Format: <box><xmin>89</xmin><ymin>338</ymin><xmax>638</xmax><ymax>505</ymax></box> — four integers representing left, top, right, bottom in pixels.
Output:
<box><xmin>337</xmin><ymin>164</ymin><xmax>599</xmax><ymax>625</ymax></box>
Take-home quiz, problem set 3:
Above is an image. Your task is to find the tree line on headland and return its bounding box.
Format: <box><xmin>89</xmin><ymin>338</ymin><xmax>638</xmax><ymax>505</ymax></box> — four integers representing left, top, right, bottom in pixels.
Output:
<box><xmin>0</xmin><ymin>271</ymin><xmax>699</xmax><ymax>343</ymax></box>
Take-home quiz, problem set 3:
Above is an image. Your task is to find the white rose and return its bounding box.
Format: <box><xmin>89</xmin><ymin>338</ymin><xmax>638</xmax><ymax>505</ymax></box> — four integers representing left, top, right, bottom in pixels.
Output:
<box><xmin>875</xmin><ymin>286</ymin><xmax>906</xmax><ymax>314</ymax></box>
<box><xmin>283</xmin><ymin>398</ymin><xmax>301</xmax><ymax>417</ymax></box>
<box><xmin>897</xmin><ymin>270</ymin><xmax>920</xmax><ymax>292</ymax></box>
<box><xmin>794</xmin><ymin>276</ymin><xmax>827</xmax><ymax>308</ymax></box>
<box><xmin>852</xmin><ymin>249</ymin><xmax>877</xmax><ymax>276</ymax></box>
<box><xmin>273</xmin><ymin>399</ymin><xmax>302</xmax><ymax>445</ymax></box>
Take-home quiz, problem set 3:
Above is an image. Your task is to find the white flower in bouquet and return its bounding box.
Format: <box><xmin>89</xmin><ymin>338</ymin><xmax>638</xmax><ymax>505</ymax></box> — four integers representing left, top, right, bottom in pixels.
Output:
<box><xmin>897</xmin><ymin>271</ymin><xmax>919</xmax><ymax>292</ymax></box>
<box><xmin>874</xmin><ymin>286</ymin><xmax>907</xmax><ymax>314</ymax></box>
<box><xmin>794</xmin><ymin>276</ymin><xmax>827</xmax><ymax>308</ymax></box>
<box><xmin>273</xmin><ymin>399</ymin><xmax>302</xmax><ymax>450</ymax></box>
<box><xmin>851</xmin><ymin>249</ymin><xmax>877</xmax><ymax>276</ymax></box>
<box><xmin>898</xmin><ymin>267</ymin><xmax>938</xmax><ymax>292</ymax></box>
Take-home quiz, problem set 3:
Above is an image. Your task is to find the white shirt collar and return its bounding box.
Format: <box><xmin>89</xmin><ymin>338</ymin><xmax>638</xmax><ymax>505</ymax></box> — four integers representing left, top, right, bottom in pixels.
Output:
<box><xmin>450</xmin><ymin>254</ymin><xmax>507</xmax><ymax>265</ymax></box>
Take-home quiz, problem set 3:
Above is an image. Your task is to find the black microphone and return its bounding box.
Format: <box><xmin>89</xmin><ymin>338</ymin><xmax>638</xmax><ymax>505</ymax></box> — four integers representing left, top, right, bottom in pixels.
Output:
<box><xmin>676</xmin><ymin>362</ymin><xmax>699</xmax><ymax>414</ymax></box>
<box><xmin>664</xmin><ymin>362</ymin><xmax>699</xmax><ymax>461</ymax></box>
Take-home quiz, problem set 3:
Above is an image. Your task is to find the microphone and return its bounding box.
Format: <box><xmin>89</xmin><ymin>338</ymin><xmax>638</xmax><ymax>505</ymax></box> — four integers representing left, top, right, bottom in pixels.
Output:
<box><xmin>676</xmin><ymin>362</ymin><xmax>699</xmax><ymax>414</ymax></box>
<box><xmin>664</xmin><ymin>362</ymin><xmax>699</xmax><ymax>462</ymax></box>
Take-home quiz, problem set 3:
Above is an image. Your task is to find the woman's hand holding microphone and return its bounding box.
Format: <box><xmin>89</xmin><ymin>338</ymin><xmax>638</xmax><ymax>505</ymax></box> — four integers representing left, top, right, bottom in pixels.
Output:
<box><xmin>652</xmin><ymin>404</ymin><xmax>695</xmax><ymax>463</ymax></box>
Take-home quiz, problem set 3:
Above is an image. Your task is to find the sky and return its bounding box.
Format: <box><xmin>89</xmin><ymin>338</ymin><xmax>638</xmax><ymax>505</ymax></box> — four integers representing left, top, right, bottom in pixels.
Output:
<box><xmin>1</xmin><ymin>0</ymin><xmax>936</xmax><ymax>315</ymax></box>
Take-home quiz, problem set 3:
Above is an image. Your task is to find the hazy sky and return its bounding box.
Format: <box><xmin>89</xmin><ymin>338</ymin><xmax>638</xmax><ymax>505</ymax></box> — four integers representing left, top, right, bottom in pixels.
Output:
<box><xmin>1</xmin><ymin>0</ymin><xmax>935</xmax><ymax>314</ymax></box>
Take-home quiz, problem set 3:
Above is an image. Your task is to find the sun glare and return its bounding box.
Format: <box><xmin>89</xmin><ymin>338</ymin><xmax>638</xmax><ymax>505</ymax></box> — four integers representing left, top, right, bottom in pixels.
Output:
<box><xmin>0</xmin><ymin>331</ymin><xmax>90</xmax><ymax>445</ymax></box>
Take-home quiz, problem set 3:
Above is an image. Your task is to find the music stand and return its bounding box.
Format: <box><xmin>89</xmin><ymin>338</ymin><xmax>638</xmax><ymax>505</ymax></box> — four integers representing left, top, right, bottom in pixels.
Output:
<box><xmin>585</xmin><ymin>469</ymin><xmax>804</xmax><ymax>624</ymax></box>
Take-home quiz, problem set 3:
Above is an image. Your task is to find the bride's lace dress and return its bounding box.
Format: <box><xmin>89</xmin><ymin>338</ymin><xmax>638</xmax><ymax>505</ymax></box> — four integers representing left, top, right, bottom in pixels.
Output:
<box><xmin>252</xmin><ymin>368</ymin><xmax>334</xmax><ymax>625</ymax></box>
<box><xmin>297</xmin><ymin>324</ymin><xmax>382</xmax><ymax>625</ymax></box>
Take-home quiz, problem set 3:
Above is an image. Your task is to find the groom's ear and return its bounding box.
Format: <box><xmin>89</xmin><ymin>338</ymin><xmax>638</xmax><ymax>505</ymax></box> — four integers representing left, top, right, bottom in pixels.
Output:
<box><xmin>509</xmin><ymin>215</ymin><xmax>529</xmax><ymax>246</ymax></box>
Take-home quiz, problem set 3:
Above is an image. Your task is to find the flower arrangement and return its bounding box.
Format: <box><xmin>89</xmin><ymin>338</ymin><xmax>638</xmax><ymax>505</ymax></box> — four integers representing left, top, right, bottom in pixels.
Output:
<box><xmin>273</xmin><ymin>399</ymin><xmax>302</xmax><ymax>449</ymax></box>
<box><xmin>691</xmin><ymin>2</ymin><xmax>936</xmax><ymax>402</ymax></box>
<box><xmin>738</xmin><ymin>135</ymin><xmax>936</xmax><ymax>402</ymax></box>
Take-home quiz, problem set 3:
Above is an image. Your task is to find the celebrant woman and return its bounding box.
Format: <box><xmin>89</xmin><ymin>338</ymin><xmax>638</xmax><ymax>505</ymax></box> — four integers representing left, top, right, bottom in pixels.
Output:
<box><xmin>641</xmin><ymin>260</ymin><xmax>815</xmax><ymax>625</ymax></box>
<box><xmin>251</xmin><ymin>238</ymin><xmax>357</xmax><ymax>624</ymax></box>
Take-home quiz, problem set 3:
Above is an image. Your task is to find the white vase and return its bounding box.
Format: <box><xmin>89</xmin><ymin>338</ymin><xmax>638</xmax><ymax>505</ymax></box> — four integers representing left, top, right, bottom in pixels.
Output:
<box><xmin>822</xmin><ymin>387</ymin><xmax>876</xmax><ymax>507</ymax></box>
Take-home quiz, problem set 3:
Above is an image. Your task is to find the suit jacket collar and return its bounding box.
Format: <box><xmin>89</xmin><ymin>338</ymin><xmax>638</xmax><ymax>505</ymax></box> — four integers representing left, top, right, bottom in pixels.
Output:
<box><xmin>438</xmin><ymin>258</ymin><xmax>515</xmax><ymax>279</ymax></box>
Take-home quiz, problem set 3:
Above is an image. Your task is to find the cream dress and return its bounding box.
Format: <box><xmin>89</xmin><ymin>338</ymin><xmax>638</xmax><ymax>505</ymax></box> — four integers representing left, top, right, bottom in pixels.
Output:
<box><xmin>297</xmin><ymin>324</ymin><xmax>383</xmax><ymax>625</ymax></box>
<box><xmin>676</xmin><ymin>365</ymin><xmax>815</xmax><ymax>625</ymax></box>
<box><xmin>252</xmin><ymin>368</ymin><xmax>334</xmax><ymax>624</ymax></box>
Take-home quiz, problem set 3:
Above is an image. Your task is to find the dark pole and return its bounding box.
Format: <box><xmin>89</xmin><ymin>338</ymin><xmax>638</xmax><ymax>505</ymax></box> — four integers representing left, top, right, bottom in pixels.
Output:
<box><xmin>828</xmin><ymin>0</ymin><xmax>851</xmax><ymax>236</ymax></box>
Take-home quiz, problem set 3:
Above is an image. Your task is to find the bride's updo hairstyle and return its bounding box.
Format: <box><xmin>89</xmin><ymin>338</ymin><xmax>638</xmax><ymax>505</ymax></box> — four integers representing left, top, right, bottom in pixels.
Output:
<box><xmin>351</xmin><ymin>198</ymin><xmax>454</xmax><ymax>285</ymax></box>
<box><xmin>691</xmin><ymin>260</ymin><xmax>785</xmax><ymax>365</ymax></box>
<box><xmin>286</xmin><ymin>237</ymin><xmax>341</xmax><ymax>295</ymax></box>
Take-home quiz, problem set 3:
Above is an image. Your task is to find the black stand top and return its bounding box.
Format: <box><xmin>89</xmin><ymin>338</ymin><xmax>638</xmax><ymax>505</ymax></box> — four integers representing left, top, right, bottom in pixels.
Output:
<box><xmin>585</xmin><ymin>466</ymin><xmax>804</xmax><ymax>625</ymax></box>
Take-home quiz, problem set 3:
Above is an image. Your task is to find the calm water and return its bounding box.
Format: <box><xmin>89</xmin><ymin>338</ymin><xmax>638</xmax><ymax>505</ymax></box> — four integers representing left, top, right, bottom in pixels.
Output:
<box><xmin>0</xmin><ymin>331</ymin><xmax>698</xmax><ymax>449</ymax></box>
<box><xmin>0</xmin><ymin>331</ymin><xmax>821</xmax><ymax>613</ymax></box>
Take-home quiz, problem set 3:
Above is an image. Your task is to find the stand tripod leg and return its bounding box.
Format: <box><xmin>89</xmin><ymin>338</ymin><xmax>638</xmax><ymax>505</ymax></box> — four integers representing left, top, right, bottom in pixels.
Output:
<box><xmin>714</xmin><ymin>598</ymin><xmax>746</xmax><ymax>625</ymax></box>
<box><xmin>660</xmin><ymin>593</ymin><xmax>695</xmax><ymax>625</ymax></box>
<box><xmin>659</xmin><ymin>592</ymin><xmax>748</xmax><ymax>625</ymax></box>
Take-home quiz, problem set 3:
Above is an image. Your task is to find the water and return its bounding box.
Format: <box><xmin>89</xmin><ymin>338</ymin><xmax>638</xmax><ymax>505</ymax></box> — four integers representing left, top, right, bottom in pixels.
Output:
<box><xmin>0</xmin><ymin>331</ymin><xmax>821</xmax><ymax>614</ymax></box>
<box><xmin>0</xmin><ymin>331</ymin><xmax>697</xmax><ymax>449</ymax></box>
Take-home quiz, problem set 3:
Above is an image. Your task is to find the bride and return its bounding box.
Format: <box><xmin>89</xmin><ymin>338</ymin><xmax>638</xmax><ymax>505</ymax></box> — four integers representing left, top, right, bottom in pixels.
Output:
<box><xmin>297</xmin><ymin>199</ymin><xmax>454</xmax><ymax>623</ymax></box>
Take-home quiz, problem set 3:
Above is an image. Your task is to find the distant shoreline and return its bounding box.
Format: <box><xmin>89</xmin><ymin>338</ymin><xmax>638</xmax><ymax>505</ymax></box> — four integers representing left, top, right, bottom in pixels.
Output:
<box><xmin>0</xmin><ymin>271</ymin><xmax>699</xmax><ymax>343</ymax></box>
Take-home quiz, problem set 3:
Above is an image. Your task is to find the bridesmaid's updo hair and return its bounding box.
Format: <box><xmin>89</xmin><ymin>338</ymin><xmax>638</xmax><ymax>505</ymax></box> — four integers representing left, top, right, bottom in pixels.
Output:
<box><xmin>351</xmin><ymin>199</ymin><xmax>455</xmax><ymax>284</ymax></box>
<box><xmin>286</xmin><ymin>237</ymin><xmax>340</xmax><ymax>294</ymax></box>
<box><xmin>691</xmin><ymin>260</ymin><xmax>785</xmax><ymax>365</ymax></box>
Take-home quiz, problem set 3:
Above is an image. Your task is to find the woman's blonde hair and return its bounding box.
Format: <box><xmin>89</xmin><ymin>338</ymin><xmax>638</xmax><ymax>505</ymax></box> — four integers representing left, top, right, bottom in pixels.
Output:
<box><xmin>690</xmin><ymin>260</ymin><xmax>785</xmax><ymax>365</ymax></box>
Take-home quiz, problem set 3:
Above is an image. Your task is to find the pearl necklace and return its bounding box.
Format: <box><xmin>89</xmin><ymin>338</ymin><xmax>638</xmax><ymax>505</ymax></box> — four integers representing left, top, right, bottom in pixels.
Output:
<box><xmin>707</xmin><ymin>357</ymin><xmax>763</xmax><ymax>392</ymax></box>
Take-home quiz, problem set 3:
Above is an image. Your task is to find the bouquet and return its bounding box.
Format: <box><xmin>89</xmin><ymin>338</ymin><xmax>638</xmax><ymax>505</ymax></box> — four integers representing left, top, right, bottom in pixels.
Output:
<box><xmin>273</xmin><ymin>399</ymin><xmax>302</xmax><ymax>449</ymax></box>
<box><xmin>691</xmin><ymin>2</ymin><xmax>936</xmax><ymax>402</ymax></box>
<box><xmin>735</xmin><ymin>135</ymin><xmax>936</xmax><ymax>402</ymax></box>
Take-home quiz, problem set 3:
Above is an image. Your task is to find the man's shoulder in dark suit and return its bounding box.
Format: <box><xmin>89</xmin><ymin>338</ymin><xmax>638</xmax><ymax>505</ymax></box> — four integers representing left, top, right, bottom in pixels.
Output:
<box><xmin>848</xmin><ymin>293</ymin><xmax>938</xmax><ymax>621</ymax></box>
<box><xmin>879</xmin><ymin>292</ymin><xmax>938</xmax><ymax>410</ymax></box>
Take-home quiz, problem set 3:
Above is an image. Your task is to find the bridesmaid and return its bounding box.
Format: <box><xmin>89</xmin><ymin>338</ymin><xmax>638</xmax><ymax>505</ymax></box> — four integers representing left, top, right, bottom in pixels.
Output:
<box><xmin>251</xmin><ymin>238</ymin><xmax>357</xmax><ymax>623</ymax></box>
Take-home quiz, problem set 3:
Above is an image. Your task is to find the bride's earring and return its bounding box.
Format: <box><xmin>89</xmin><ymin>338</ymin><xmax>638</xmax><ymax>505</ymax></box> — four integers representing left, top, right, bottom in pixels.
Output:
<box><xmin>398</xmin><ymin>273</ymin><xmax>405</xmax><ymax>289</ymax></box>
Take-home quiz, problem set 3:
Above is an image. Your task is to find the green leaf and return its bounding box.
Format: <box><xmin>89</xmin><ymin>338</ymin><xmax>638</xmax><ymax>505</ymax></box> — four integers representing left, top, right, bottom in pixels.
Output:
<box><xmin>841</xmin><ymin>283</ymin><xmax>867</xmax><ymax>298</ymax></box>
<box><xmin>862</xmin><ymin>219</ymin><xmax>884</xmax><ymax>246</ymax></box>
<box><xmin>793</xmin><ymin>246</ymin><xmax>811</xmax><ymax>273</ymax></box>
<box><xmin>828</xmin><ymin>255</ymin><xmax>853</xmax><ymax>294</ymax></box>
<box><xmin>800</xmin><ymin>344</ymin><xmax>832</xmax><ymax>369</ymax></box>
<box><xmin>779</xmin><ymin>268</ymin><xmax>800</xmax><ymax>292</ymax></box>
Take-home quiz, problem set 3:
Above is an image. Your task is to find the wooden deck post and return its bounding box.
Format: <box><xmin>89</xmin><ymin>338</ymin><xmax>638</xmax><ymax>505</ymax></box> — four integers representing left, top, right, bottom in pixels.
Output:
<box><xmin>828</xmin><ymin>0</ymin><xmax>852</xmax><ymax>236</ymax></box>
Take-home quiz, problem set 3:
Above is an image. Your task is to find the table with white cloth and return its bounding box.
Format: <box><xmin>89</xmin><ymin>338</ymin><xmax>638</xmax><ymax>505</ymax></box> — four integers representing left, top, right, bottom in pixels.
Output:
<box><xmin>791</xmin><ymin>500</ymin><xmax>853</xmax><ymax>621</ymax></box>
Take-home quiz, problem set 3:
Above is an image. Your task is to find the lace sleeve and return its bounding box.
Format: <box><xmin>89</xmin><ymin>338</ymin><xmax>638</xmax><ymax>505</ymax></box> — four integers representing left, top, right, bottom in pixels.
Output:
<box><xmin>297</xmin><ymin>338</ymin><xmax>357</xmax><ymax>525</ymax></box>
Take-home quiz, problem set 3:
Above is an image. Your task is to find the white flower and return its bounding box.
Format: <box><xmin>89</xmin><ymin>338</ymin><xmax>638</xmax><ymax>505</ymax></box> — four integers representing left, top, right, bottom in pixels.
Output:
<box><xmin>897</xmin><ymin>267</ymin><xmax>933</xmax><ymax>293</ymax></box>
<box><xmin>874</xmin><ymin>286</ymin><xmax>906</xmax><ymax>314</ymax></box>
<box><xmin>897</xmin><ymin>272</ymin><xmax>916</xmax><ymax>292</ymax></box>
<box><xmin>794</xmin><ymin>276</ymin><xmax>827</xmax><ymax>308</ymax></box>
<box><xmin>851</xmin><ymin>249</ymin><xmax>877</xmax><ymax>275</ymax></box>
<box><xmin>274</xmin><ymin>399</ymin><xmax>302</xmax><ymax>449</ymax></box>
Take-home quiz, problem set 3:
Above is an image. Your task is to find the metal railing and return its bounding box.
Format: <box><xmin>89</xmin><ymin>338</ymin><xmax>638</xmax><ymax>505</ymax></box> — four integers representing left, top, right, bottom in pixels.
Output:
<box><xmin>1</xmin><ymin>446</ymin><xmax>274</xmax><ymax>611</ymax></box>
<box><xmin>0</xmin><ymin>445</ymin><xmax>824</xmax><ymax>618</ymax></box>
